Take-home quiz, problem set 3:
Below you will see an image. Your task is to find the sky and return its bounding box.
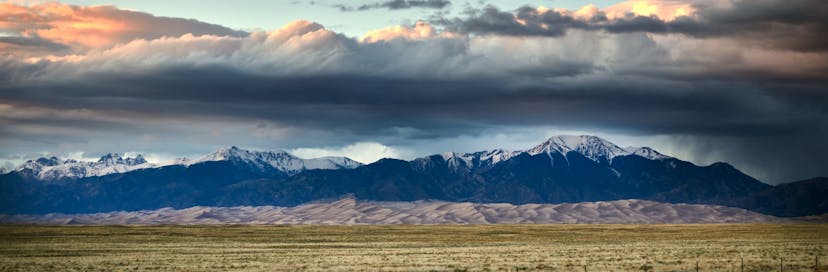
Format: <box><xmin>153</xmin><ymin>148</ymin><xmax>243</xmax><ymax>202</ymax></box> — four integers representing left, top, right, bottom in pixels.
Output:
<box><xmin>1</xmin><ymin>0</ymin><xmax>827</xmax><ymax>184</ymax></box>
<box><xmin>56</xmin><ymin>0</ymin><xmax>624</xmax><ymax>35</ymax></box>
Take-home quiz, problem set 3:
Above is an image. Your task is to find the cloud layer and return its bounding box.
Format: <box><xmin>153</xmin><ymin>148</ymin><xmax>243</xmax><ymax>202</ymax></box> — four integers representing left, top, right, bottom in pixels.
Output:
<box><xmin>436</xmin><ymin>0</ymin><xmax>828</xmax><ymax>52</ymax></box>
<box><xmin>1</xmin><ymin>1</ymin><xmax>827</xmax><ymax>183</ymax></box>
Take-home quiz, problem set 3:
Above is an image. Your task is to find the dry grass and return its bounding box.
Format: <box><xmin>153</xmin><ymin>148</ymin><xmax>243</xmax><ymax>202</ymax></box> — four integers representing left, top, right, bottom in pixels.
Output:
<box><xmin>0</xmin><ymin>224</ymin><xmax>826</xmax><ymax>271</ymax></box>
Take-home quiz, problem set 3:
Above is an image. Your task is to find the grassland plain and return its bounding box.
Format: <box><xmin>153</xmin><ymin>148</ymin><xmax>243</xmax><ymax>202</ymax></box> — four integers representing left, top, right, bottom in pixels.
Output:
<box><xmin>0</xmin><ymin>224</ymin><xmax>826</xmax><ymax>271</ymax></box>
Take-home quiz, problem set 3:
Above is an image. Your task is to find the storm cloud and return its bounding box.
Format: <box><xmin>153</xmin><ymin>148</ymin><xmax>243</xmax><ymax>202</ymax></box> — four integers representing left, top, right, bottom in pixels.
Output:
<box><xmin>0</xmin><ymin>1</ymin><xmax>827</xmax><ymax>183</ymax></box>
<box><xmin>436</xmin><ymin>0</ymin><xmax>828</xmax><ymax>51</ymax></box>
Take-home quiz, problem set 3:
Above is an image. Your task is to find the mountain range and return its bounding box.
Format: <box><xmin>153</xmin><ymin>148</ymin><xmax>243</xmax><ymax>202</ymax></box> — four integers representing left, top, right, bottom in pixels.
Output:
<box><xmin>9</xmin><ymin>147</ymin><xmax>362</xmax><ymax>182</ymax></box>
<box><xmin>1</xmin><ymin>135</ymin><xmax>826</xmax><ymax>218</ymax></box>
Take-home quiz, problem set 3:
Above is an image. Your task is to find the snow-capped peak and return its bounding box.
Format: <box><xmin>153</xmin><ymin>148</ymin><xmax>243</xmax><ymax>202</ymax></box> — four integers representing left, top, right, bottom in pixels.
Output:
<box><xmin>439</xmin><ymin>152</ymin><xmax>475</xmax><ymax>171</ymax></box>
<box><xmin>528</xmin><ymin>135</ymin><xmax>629</xmax><ymax>162</ymax></box>
<box><xmin>431</xmin><ymin>149</ymin><xmax>522</xmax><ymax>172</ymax></box>
<box><xmin>426</xmin><ymin>135</ymin><xmax>671</xmax><ymax>171</ymax></box>
<box><xmin>193</xmin><ymin>146</ymin><xmax>269</xmax><ymax>164</ymax></box>
<box><xmin>9</xmin><ymin>147</ymin><xmax>362</xmax><ymax>181</ymax></box>
<box><xmin>14</xmin><ymin>153</ymin><xmax>156</xmax><ymax>181</ymax></box>
<box><xmin>525</xmin><ymin>135</ymin><xmax>672</xmax><ymax>163</ymax></box>
<box><xmin>192</xmin><ymin>146</ymin><xmax>361</xmax><ymax>175</ymax></box>
<box><xmin>472</xmin><ymin>149</ymin><xmax>522</xmax><ymax>166</ymax></box>
<box><xmin>624</xmin><ymin>146</ymin><xmax>669</xmax><ymax>160</ymax></box>
<box><xmin>316</xmin><ymin>156</ymin><xmax>363</xmax><ymax>169</ymax></box>
<box><xmin>97</xmin><ymin>153</ymin><xmax>147</xmax><ymax>166</ymax></box>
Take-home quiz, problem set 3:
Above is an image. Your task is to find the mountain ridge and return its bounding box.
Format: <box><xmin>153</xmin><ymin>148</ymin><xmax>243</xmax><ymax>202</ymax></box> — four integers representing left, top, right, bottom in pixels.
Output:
<box><xmin>1</xmin><ymin>135</ymin><xmax>825</xmax><ymax>217</ymax></box>
<box><xmin>3</xmin><ymin>135</ymin><xmax>705</xmax><ymax>182</ymax></box>
<box><xmin>9</xmin><ymin>147</ymin><xmax>362</xmax><ymax>181</ymax></box>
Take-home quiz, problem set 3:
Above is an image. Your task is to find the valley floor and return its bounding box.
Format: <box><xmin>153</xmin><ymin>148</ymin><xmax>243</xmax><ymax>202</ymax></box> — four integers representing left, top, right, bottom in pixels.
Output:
<box><xmin>0</xmin><ymin>224</ymin><xmax>826</xmax><ymax>271</ymax></box>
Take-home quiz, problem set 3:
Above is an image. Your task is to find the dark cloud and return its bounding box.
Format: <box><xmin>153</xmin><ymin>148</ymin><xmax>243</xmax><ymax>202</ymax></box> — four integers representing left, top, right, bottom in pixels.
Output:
<box><xmin>0</xmin><ymin>36</ymin><xmax>69</xmax><ymax>52</ymax></box>
<box><xmin>436</xmin><ymin>0</ymin><xmax>828</xmax><ymax>51</ymax></box>
<box><xmin>2</xmin><ymin>61</ymin><xmax>826</xmax><ymax>183</ymax></box>
<box><xmin>336</xmin><ymin>0</ymin><xmax>450</xmax><ymax>11</ymax></box>
<box><xmin>665</xmin><ymin>129</ymin><xmax>828</xmax><ymax>185</ymax></box>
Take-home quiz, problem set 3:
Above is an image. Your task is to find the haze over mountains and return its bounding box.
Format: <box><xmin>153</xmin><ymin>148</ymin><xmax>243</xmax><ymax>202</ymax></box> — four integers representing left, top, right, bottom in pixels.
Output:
<box><xmin>1</xmin><ymin>135</ymin><xmax>826</xmax><ymax>220</ymax></box>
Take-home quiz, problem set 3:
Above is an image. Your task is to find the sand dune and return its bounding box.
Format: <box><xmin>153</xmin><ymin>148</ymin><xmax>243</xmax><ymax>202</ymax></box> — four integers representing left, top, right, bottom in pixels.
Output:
<box><xmin>0</xmin><ymin>199</ymin><xmax>789</xmax><ymax>225</ymax></box>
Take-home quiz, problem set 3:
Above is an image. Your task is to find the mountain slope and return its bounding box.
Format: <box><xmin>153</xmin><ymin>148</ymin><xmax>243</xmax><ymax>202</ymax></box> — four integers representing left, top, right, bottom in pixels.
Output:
<box><xmin>738</xmin><ymin>177</ymin><xmax>828</xmax><ymax>217</ymax></box>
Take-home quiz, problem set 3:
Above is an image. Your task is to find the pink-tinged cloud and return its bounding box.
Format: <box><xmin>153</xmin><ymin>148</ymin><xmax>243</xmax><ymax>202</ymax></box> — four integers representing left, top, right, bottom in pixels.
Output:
<box><xmin>361</xmin><ymin>22</ymin><xmax>457</xmax><ymax>43</ymax></box>
<box><xmin>19</xmin><ymin>20</ymin><xmax>486</xmax><ymax>78</ymax></box>
<box><xmin>0</xmin><ymin>2</ymin><xmax>245</xmax><ymax>52</ymax></box>
<box><xmin>527</xmin><ymin>0</ymin><xmax>698</xmax><ymax>22</ymax></box>
<box><xmin>603</xmin><ymin>0</ymin><xmax>700</xmax><ymax>20</ymax></box>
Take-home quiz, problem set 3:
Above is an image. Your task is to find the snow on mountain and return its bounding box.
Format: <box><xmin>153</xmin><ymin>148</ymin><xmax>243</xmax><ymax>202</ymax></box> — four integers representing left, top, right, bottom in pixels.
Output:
<box><xmin>476</xmin><ymin>149</ymin><xmax>521</xmax><ymax>165</ymax></box>
<box><xmin>438</xmin><ymin>149</ymin><xmax>523</xmax><ymax>172</ymax></box>
<box><xmin>158</xmin><ymin>157</ymin><xmax>191</xmax><ymax>167</ymax></box>
<box><xmin>306</xmin><ymin>156</ymin><xmax>363</xmax><ymax>170</ymax></box>
<box><xmin>191</xmin><ymin>146</ymin><xmax>361</xmax><ymax>175</ymax></box>
<box><xmin>6</xmin><ymin>147</ymin><xmax>362</xmax><ymax>181</ymax></box>
<box><xmin>527</xmin><ymin>135</ymin><xmax>631</xmax><ymax>162</ymax></box>
<box><xmin>624</xmin><ymin>146</ymin><xmax>669</xmax><ymax>160</ymax></box>
<box><xmin>5</xmin><ymin>136</ymin><xmax>663</xmax><ymax>180</ymax></box>
<box><xmin>439</xmin><ymin>152</ymin><xmax>475</xmax><ymax>171</ymax></box>
<box><xmin>430</xmin><ymin>135</ymin><xmax>671</xmax><ymax>171</ymax></box>
<box><xmin>525</xmin><ymin>135</ymin><xmax>673</xmax><ymax>163</ymax></box>
<box><xmin>15</xmin><ymin>153</ymin><xmax>157</xmax><ymax>181</ymax></box>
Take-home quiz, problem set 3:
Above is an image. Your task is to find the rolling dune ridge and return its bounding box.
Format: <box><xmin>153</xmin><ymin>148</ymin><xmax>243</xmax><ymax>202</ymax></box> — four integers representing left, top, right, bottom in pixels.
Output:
<box><xmin>0</xmin><ymin>198</ymin><xmax>791</xmax><ymax>225</ymax></box>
